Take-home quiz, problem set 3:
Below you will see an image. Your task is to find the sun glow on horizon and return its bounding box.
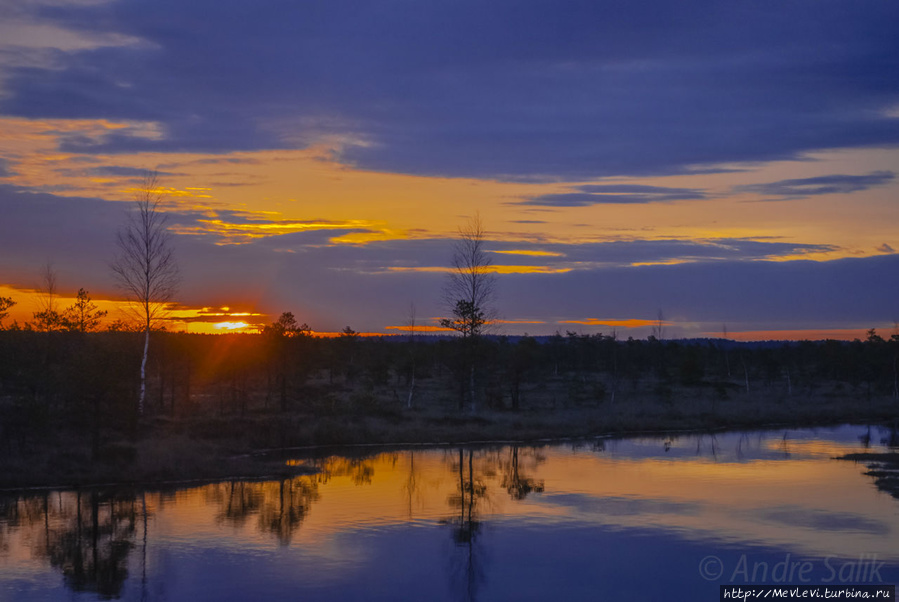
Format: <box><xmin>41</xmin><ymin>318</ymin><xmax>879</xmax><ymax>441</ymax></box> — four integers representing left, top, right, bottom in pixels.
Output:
<box><xmin>213</xmin><ymin>321</ymin><xmax>251</xmax><ymax>331</ymax></box>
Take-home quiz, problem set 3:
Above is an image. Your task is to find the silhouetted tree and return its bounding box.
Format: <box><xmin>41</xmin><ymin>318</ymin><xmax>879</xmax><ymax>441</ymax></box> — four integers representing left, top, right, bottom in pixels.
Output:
<box><xmin>0</xmin><ymin>296</ymin><xmax>15</xmax><ymax>329</ymax></box>
<box><xmin>440</xmin><ymin>214</ymin><xmax>495</xmax><ymax>337</ymax></box>
<box><xmin>440</xmin><ymin>214</ymin><xmax>496</xmax><ymax>411</ymax></box>
<box><xmin>62</xmin><ymin>289</ymin><xmax>107</xmax><ymax>333</ymax></box>
<box><xmin>31</xmin><ymin>263</ymin><xmax>63</xmax><ymax>332</ymax></box>
<box><xmin>338</xmin><ymin>326</ymin><xmax>359</xmax><ymax>382</ymax></box>
<box><xmin>110</xmin><ymin>172</ymin><xmax>180</xmax><ymax>416</ymax></box>
<box><xmin>651</xmin><ymin>309</ymin><xmax>666</xmax><ymax>341</ymax></box>
<box><xmin>262</xmin><ymin>312</ymin><xmax>310</xmax><ymax>411</ymax></box>
<box><xmin>405</xmin><ymin>302</ymin><xmax>418</xmax><ymax>408</ymax></box>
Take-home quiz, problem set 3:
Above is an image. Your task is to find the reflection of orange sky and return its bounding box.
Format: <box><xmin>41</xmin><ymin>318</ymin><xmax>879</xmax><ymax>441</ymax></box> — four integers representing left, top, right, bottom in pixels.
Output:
<box><xmin>2</xmin><ymin>435</ymin><xmax>898</xmax><ymax>572</ymax></box>
<box><xmin>139</xmin><ymin>442</ymin><xmax>899</xmax><ymax>560</ymax></box>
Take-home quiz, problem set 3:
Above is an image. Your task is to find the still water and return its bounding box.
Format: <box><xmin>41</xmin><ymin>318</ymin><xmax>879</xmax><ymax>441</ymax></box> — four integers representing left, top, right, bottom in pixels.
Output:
<box><xmin>1</xmin><ymin>425</ymin><xmax>897</xmax><ymax>601</ymax></box>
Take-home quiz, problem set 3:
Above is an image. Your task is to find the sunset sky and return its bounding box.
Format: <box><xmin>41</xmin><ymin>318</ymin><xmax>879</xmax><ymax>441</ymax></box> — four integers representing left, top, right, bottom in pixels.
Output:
<box><xmin>1</xmin><ymin>0</ymin><xmax>897</xmax><ymax>338</ymax></box>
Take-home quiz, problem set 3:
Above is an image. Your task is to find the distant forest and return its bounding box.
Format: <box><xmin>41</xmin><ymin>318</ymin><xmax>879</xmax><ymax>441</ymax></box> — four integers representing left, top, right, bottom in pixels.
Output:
<box><xmin>1</xmin><ymin>319</ymin><xmax>898</xmax><ymax>458</ymax></box>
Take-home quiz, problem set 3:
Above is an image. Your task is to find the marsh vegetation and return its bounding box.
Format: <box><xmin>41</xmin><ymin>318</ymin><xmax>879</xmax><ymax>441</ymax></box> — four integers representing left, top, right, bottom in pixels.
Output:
<box><xmin>1</xmin><ymin>326</ymin><xmax>898</xmax><ymax>488</ymax></box>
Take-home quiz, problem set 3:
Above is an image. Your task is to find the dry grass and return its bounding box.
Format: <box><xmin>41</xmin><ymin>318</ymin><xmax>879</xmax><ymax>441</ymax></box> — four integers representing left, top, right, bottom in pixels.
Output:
<box><xmin>2</xmin><ymin>373</ymin><xmax>897</xmax><ymax>490</ymax></box>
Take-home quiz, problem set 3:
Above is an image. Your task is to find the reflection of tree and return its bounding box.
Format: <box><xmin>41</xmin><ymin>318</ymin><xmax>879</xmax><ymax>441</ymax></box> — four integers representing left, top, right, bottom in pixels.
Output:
<box><xmin>402</xmin><ymin>451</ymin><xmax>421</xmax><ymax>519</ymax></box>
<box><xmin>314</xmin><ymin>455</ymin><xmax>382</xmax><ymax>486</ymax></box>
<box><xmin>259</xmin><ymin>478</ymin><xmax>318</xmax><ymax>545</ymax></box>
<box><xmin>501</xmin><ymin>446</ymin><xmax>545</xmax><ymax>500</ymax></box>
<box><xmin>859</xmin><ymin>426</ymin><xmax>872</xmax><ymax>449</ymax></box>
<box><xmin>694</xmin><ymin>434</ymin><xmax>721</xmax><ymax>460</ymax></box>
<box><xmin>446</xmin><ymin>449</ymin><xmax>488</xmax><ymax>602</ymax></box>
<box><xmin>212</xmin><ymin>481</ymin><xmax>264</xmax><ymax>527</ymax></box>
<box><xmin>208</xmin><ymin>477</ymin><xmax>320</xmax><ymax>545</ymax></box>
<box><xmin>33</xmin><ymin>491</ymin><xmax>139</xmax><ymax>599</ymax></box>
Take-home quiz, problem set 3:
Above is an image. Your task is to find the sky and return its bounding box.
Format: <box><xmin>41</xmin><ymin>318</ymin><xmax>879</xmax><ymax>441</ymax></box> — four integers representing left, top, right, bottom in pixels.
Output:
<box><xmin>0</xmin><ymin>0</ymin><xmax>898</xmax><ymax>339</ymax></box>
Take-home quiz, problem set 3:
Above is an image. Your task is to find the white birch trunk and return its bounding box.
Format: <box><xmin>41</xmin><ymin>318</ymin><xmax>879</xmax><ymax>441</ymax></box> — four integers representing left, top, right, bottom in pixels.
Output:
<box><xmin>139</xmin><ymin>327</ymin><xmax>149</xmax><ymax>415</ymax></box>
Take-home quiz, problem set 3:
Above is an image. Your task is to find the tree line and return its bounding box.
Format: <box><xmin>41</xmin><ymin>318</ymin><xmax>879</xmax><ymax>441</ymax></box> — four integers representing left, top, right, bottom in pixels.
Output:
<box><xmin>2</xmin><ymin>318</ymin><xmax>898</xmax><ymax>452</ymax></box>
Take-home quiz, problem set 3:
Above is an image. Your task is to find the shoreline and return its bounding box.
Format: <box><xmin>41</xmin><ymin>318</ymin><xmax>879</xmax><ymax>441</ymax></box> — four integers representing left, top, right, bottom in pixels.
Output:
<box><xmin>2</xmin><ymin>402</ymin><xmax>897</xmax><ymax>493</ymax></box>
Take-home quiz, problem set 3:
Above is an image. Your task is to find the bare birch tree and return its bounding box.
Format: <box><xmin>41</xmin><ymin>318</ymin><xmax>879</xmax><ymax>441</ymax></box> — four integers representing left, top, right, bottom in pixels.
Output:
<box><xmin>440</xmin><ymin>214</ymin><xmax>496</xmax><ymax>338</ymax></box>
<box><xmin>110</xmin><ymin>172</ymin><xmax>180</xmax><ymax>416</ymax></box>
<box><xmin>440</xmin><ymin>214</ymin><xmax>496</xmax><ymax>411</ymax></box>
<box><xmin>32</xmin><ymin>262</ymin><xmax>63</xmax><ymax>332</ymax></box>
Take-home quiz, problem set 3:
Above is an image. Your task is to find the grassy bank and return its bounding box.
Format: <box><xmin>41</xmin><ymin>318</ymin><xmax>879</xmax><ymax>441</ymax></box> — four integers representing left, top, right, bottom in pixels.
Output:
<box><xmin>5</xmin><ymin>328</ymin><xmax>899</xmax><ymax>489</ymax></box>
<box><xmin>3</xmin><ymin>382</ymin><xmax>897</xmax><ymax>490</ymax></box>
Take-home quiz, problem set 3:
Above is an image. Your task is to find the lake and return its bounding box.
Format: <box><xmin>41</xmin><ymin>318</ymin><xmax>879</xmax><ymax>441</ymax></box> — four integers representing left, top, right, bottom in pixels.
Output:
<box><xmin>1</xmin><ymin>425</ymin><xmax>897</xmax><ymax>601</ymax></box>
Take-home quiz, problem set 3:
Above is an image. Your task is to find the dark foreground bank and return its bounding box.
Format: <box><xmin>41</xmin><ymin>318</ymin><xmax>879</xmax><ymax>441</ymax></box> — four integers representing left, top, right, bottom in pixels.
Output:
<box><xmin>2</xmin><ymin>390</ymin><xmax>897</xmax><ymax>489</ymax></box>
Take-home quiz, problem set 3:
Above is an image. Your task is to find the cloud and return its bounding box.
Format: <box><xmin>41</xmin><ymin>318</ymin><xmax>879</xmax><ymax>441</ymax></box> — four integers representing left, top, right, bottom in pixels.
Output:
<box><xmin>738</xmin><ymin>171</ymin><xmax>896</xmax><ymax>200</ymax></box>
<box><xmin>877</xmin><ymin>243</ymin><xmax>895</xmax><ymax>253</ymax></box>
<box><xmin>483</xmin><ymin>238</ymin><xmax>836</xmax><ymax>267</ymax></box>
<box><xmin>0</xmin><ymin>0</ymin><xmax>897</xmax><ymax>179</ymax></box>
<box><xmin>0</xmin><ymin>185</ymin><xmax>892</xmax><ymax>334</ymax></box>
<box><xmin>521</xmin><ymin>185</ymin><xmax>707</xmax><ymax>206</ymax></box>
<box><xmin>497</xmin><ymin>254</ymin><xmax>899</xmax><ymax>331</ymax></box>
<box><xmin>89</xmin><ymin>165</ymin><xmax>178</xmax><ymax>177</ymax></box>
<box><xmin>0</xmin><ymin>184</ymin><xmax>123</xmax><ymax>287</ymax></box>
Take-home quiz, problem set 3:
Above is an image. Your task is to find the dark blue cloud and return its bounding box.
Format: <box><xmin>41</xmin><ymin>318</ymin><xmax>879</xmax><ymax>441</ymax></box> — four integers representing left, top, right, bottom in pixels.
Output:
<box><xmin>0</xmin><ymin>0</ymin><xmax>896</xmax><ymax>178</ymax></box>
<box><xmin>0</xmin><ymin>185</ymin><xmax>122</xmax><ymax>288</ymax></box>
<box><xmin>497</xmin><ymin>254</ymin><xmax>899</xmax><ymax>330</ymax></box>
<box><xmin>738</xmin><ymin>171</ymin><xmax>895</xmax><ymax>199</ymax></box>
<box><xmin>522</xmin><ymin>184</ymin><xmax>707</xmax><ymax>206</ymax></box>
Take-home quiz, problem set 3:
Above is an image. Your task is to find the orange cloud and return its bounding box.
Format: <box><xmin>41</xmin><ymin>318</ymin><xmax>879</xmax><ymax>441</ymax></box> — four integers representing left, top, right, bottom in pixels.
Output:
<box><xmin>559</xmin><ymin>318</ymin><xmax>666</xmax><ymax>328</ymax></box>
<box><xmin>630</xmin><ymin>258</ymin><xmax>698</xmax><ymax>267</ymax></box>
<box><xmin>491</xmin><ymin>249</ymin><xmax>565</xmax><ymax>257</ymax></box>
<box><xmin>170</xmin><ymin>216</ymin><xmax>394</xmax><ymax>245</ymax></box>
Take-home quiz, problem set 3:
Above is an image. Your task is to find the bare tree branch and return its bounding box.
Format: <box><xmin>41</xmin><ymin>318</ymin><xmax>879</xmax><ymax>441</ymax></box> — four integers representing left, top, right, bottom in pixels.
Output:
<box><xmin>440</xmin><ymin>213</ymin><xmax>497</xmax><ymax>338</ymax></box>
<box><xmin>110</xmin><ymin>171</ymin><xmax>180</xmax><ymax>415</ymax></box>
<box><xmin>440</xmin><ymin>213</ymin><xmax>497</xmax><ymax>412</ymax></box>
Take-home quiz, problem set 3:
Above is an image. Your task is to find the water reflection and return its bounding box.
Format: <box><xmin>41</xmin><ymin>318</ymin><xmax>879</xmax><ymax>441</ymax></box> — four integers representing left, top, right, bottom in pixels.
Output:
<box><xmin>501</xmin><ymin>446</ymin><xmax>545</xmax><ymax>501</ymax></box>
<box><xmin>206</xmin><ymin>478</ymin><xmax>320</xmax><ymax>545</ymax></box>
<box><xmin>0</xmin><ymin>490</ymin><xmax>142</xmax><ymax>599</ymax></box>
<box><xmin>0</xmin><ymin>425</ymin><xmax>897</xmax><ymax>601</ymax></box>
<box><xmin>445</xmin><ymin>449</ymin><xmax>487</xmax><ymax>602</ymax></box>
